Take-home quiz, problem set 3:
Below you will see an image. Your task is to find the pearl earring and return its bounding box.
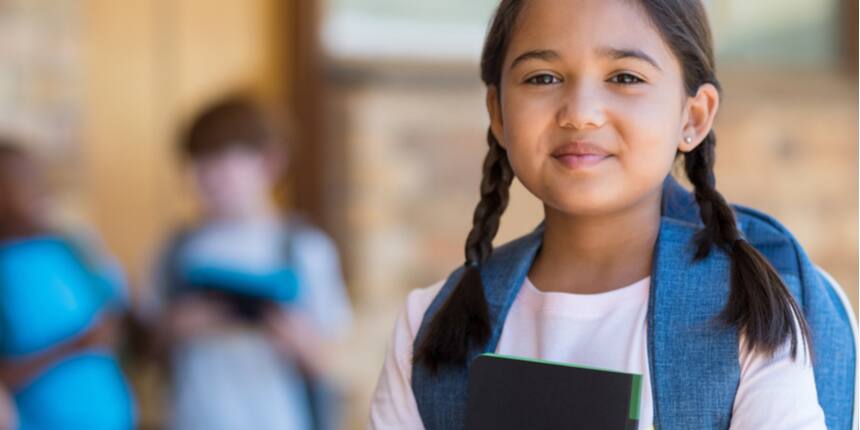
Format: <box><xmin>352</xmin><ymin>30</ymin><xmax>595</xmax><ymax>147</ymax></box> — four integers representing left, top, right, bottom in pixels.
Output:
<box><xmin>684</xmin><ymin>136</ymin><xmax>693</xmax><ymax>144</ymax></box>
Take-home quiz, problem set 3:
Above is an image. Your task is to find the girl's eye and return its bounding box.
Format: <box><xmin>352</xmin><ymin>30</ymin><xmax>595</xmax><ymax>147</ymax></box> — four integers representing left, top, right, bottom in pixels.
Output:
<box><xmin>609</xmin><ymin>73</ymin><xmax>644</xmax><ymax>85</ymax></box>
<box><xmin>525</xmin><ymin>74</ymin><xmax>561</xmax><ymax>85</ymax></box>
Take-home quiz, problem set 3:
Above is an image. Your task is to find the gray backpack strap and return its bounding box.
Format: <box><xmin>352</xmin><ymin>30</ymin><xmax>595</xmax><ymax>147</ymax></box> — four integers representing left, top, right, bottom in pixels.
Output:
<box><xmin>282</xmin><ymin>215</ymin><xmax>343</xmax><ymax>430</ymax></box>
<box><xmin>282</xmin><ymin>216</ymin><xmax>307</xmax><ymax>271</ymax></box>
<box><xmin>161</xmin><ymin>226</ymin><xmax>197</xmax><ymax>299</ymax></box>
<box><xmin>280</xmin><ymin>215</ymin><xmax>314</xmax><ymax>300</ymax></box>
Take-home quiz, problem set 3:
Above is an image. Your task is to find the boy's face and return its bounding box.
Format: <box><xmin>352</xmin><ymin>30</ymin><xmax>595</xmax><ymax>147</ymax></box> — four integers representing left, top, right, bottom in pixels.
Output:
<box><xmin>488</xmin><ymin>0</ymin><xmax>708</xmax><ymax>218</ymax></box>
<box><xmin>190</xmin><ymin>146</ymin><xmax>274</xmax><ymax>220</ymax></box>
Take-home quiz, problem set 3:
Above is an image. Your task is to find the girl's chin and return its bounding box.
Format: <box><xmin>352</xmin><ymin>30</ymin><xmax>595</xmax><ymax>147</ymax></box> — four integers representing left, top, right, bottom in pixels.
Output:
<box><xmin>543</xmin><ymin>187</ymin><xmax>663</xmax><ymax>219</ymax></box>
<box><xmin>540</xmin><ymin>188</ymin><xmax>640</xmax><ymax>217</ymax></box>
<box><xmin>543</xmin><ymin>198</ymin><xmax>623</xmax><ymax>218</ymax></box>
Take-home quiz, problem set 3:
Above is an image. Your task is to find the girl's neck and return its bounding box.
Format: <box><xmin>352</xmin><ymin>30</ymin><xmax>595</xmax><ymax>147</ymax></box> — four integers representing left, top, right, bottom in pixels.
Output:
<box><xmin>528</xmin><ymin>191</ymin><xmax>662</xmax><ymax>295</ymax></box>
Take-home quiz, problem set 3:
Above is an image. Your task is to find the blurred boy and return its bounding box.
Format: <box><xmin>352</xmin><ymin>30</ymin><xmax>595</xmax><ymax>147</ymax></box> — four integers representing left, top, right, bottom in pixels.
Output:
<box><xmin>144</xmin><ymin>97</ymin><xmax>352</xmax><ymax>430</ymax></box>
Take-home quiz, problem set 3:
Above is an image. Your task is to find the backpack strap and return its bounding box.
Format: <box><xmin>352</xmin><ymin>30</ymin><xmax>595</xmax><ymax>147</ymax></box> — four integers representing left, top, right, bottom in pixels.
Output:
<box><xmin>160</xmin><ymin>226</ymin><xmax>198</xmax><ymax>300</ymax></box>
<box><xmin>648</xmin><ymin>218</ymin><xmax>738</xmax><ymax>429</ymax></box>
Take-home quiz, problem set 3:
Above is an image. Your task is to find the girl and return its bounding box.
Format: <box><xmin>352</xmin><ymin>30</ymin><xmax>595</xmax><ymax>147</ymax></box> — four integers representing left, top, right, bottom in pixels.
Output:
<box><xmin>370</xmin><ymin>0</ymin><xmax>853</xmax><ymax>429</ymax></box>
<box><xmin>0</xmin><ymin>140</ymin><xmax>136</xmax><ymax>429</ymax></box>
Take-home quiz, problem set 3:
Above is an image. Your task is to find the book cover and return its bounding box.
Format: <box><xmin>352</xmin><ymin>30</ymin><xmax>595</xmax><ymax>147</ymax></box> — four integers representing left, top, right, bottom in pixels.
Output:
<box><xmin>465</xmin><ymin>353</ymin><xmax>642</xmax><ymax>430</ymax></box>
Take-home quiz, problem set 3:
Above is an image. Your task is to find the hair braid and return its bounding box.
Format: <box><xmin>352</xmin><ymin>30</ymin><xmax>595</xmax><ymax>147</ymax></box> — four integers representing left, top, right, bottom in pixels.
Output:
<box><xmin>684</xmin><ymin>133</ymin><xmax>811</xmax><ymax>359</ymax></box>
<box><xmin>465</xmin><ymin>130</ymin><xmax>515</xmax><ymax>265</ymax></box>
<box><xmin>414</xmin><ymin>130</ymin><xmax>514</xmax><ymax>371</ymax></box>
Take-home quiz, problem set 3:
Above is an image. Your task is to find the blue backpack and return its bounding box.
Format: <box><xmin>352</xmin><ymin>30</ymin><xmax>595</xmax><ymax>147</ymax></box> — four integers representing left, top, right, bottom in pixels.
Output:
<box><xmin>411</xmin><ymin>176</ymin><xmax>856</xmax><ymax>429</ymax></box>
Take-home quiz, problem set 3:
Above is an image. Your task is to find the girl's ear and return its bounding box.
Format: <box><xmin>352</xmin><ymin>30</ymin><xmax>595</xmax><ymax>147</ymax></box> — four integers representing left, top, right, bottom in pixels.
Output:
<box><xmin>486</xmin><ymin>85</ymin><xmax>505</xmax><ymax>148</ymax></box>
<box><xmin>679</xmin><ymin>83</ymin><xmax>720</xmax><ymax>152</ymax></box>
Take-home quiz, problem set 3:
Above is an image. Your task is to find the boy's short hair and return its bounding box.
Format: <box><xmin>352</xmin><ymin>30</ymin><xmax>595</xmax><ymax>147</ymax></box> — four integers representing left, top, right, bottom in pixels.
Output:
<box><xmin>180</xmin><ymin>96</ymin><xmax>279</xmax><ymax>161</ymax></box>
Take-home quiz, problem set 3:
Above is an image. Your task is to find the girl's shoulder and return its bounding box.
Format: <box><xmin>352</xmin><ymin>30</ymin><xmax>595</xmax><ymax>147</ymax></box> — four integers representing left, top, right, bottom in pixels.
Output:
<box><xmin>664</xmin><ymin>177</ymin><xmax>811</xmax><ymax>270</ymax></box>
<box><xmin>664</xmin><ymin>177</ymin><xmax>803</xmax><ymax>250</ymax></box>
<box><xmin>732</xmin><ymin>203</ymin><xmax>802</xmax><ymax>247</ymax></box>
<box><xmin>400</xmin><ymin>281</ymin><xmax>446</xmax><ymax>340</ymax></box>
<box><xmin>731</xmin><ymin>203</ymin><xmax>816</xmax><ymax>279</ymax></box>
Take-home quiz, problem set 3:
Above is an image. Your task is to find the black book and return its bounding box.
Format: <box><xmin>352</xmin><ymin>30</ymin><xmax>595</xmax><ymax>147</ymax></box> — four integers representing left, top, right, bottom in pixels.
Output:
<box><xmin>465</xmin><ymin>353</ymin><xmax>642</xmax><ymax>430</ymax></box>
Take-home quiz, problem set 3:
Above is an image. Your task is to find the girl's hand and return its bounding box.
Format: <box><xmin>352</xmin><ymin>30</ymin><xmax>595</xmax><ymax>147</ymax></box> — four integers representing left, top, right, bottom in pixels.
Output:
<box><xmin>263</xmin><ymin>307</ymin><xmax>326</xmax><ymax>377</ymax></box>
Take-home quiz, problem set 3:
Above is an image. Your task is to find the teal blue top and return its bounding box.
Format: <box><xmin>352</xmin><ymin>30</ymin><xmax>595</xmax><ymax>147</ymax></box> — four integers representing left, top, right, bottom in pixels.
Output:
<box><xmin>0</xmin><ymin>236</ymin><xmax>135</xmax><ymax>430</ymax></box>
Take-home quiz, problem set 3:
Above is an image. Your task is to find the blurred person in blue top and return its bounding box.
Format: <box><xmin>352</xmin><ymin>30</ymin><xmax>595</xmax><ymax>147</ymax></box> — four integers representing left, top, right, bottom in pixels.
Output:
<box><xmin>142</xmin><ymin>96</ymin><xmax>353</xmax><ymax>430</ymax></box>
<box><xmin>0</xmin><ymin>140</ymin><xmax>136</xmax><ymax>430</ymax></box>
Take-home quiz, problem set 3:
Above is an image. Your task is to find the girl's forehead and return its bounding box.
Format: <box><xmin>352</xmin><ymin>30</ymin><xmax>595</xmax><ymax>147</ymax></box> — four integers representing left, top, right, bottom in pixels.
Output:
<box><xmin>507</xmin><ymin>0</ymin><xmax>678</xmax><ymax>71</ymax></box>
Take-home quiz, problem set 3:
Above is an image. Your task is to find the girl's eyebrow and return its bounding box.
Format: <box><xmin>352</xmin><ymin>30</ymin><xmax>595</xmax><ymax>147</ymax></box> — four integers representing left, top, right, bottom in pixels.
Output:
<box><xmin>509</xmin><ymin>49</ymin><xmax>560</xmax><ymax>70</ymax></box>
<box><xmin>596</xmin><ymin>46</ymin><xmax>663</xmax><ymax>71</ymax></box>
<box><xmin>508</xmin><ymin>47</ymin><xmax>662</xmax><ymax>72</ymax></box>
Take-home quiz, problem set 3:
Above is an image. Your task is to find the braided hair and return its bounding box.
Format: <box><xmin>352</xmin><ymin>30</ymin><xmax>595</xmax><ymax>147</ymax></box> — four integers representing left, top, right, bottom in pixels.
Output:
<box><xmin>685</xmin><ymin>132</ymin><xmax>808</xmax><ymax>357</ymax></box>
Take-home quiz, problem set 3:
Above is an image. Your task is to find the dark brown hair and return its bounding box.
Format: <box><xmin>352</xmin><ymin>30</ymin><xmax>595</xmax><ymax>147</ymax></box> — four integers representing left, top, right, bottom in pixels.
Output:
<box><xmin>415</xmin><ymin>0</ymin><xmax>810</xmax><ymax>371</ymax></box>
<box><xmin>180</xmin><ymin>96</ymin><xmax>281</xmax><ymax>161</ymax></box>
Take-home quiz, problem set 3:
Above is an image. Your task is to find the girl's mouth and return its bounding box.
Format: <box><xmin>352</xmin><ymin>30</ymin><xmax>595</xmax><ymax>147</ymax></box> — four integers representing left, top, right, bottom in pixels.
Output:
<box><xmin>551</xmin><ymin>141</ymin><xmax>612</xmax><ymax>169</ymax></box>
<box><xmin>553</xmin><ymin>153</ymin><xmax>611</xmax><ymax>169</ymax></box>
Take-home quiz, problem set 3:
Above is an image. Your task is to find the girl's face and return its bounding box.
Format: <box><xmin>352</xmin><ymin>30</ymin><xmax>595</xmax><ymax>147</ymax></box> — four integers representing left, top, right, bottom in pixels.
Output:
<box><xmin>489</xmin><ymin>0</ymin><xmax>703</xmax><ymax>217</ymax></box>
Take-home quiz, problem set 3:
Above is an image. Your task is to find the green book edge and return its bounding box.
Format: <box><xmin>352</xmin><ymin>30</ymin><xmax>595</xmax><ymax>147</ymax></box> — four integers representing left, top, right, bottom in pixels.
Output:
<box><xmin>479</xmin><ymin>353</ymin><xmax>643</xmax><ymax>421</ymax></box>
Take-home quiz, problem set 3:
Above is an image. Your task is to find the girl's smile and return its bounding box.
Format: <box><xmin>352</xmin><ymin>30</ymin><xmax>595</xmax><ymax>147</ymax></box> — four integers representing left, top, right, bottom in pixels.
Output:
<box><xmin>550</xmin><ymin>140</ymin><xmax>614</xmax><ymax>170</ymax></box>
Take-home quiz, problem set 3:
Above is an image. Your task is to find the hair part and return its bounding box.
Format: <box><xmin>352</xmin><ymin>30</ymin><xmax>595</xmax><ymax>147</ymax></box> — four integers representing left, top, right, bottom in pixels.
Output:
<box><xmin>415</xmin><ymin>0</ymin><xmax>811</xmax><ymax>371</ymax></box>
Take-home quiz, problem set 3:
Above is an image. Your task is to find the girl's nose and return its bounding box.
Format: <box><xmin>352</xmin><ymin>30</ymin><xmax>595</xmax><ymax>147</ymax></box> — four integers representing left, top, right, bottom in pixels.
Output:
<box><xmin>556</xmin><ymin>83</ymin><xmax>606</xmax><ymax>130</ymax></box>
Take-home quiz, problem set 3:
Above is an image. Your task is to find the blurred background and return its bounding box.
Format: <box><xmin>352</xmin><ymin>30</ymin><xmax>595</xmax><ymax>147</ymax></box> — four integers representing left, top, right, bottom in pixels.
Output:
<box><xmin>0</xmin><ymin>0</ymin><xmax>856</xmax><ymax>428</ymax></box>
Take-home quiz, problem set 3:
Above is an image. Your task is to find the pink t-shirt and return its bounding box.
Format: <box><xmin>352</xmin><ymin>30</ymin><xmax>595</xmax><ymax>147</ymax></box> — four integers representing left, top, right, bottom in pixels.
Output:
<box><xmin>369</xmin><ymin>277</ymin><xmax>826</xmax><ymax>429</ymax></box>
